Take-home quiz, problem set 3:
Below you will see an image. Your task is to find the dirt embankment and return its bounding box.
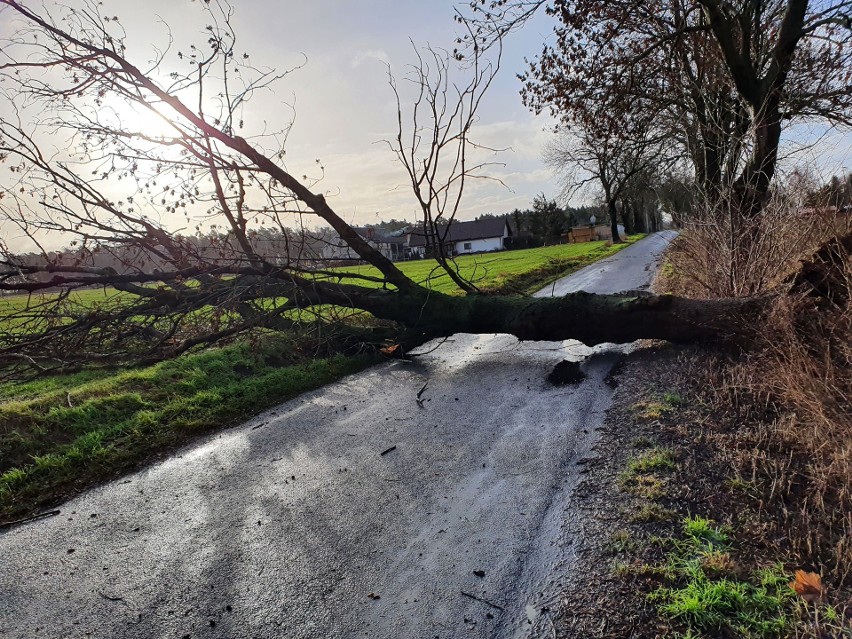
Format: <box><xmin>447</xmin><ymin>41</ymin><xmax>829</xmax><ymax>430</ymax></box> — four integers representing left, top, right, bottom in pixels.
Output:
<box><xmin>551</xmin><ymin>339</ymin><xmax>851</xmax><ymax>638</ymax></box>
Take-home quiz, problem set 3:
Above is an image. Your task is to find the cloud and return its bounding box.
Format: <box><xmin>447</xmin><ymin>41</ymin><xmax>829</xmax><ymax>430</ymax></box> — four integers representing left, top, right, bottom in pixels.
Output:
<box><xmin>351</xmin><ymin>49</ymin><xmax>391</xmax><ymax>68</ymax></box>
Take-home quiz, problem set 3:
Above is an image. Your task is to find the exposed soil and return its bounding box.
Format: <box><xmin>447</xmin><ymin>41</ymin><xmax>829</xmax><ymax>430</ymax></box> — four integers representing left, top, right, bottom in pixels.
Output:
<box><xmin>550</xmin><ymin>342</ymin><xmax>852</xmax><ymax>638</ymax></box>
<box><xmin>547</xmin><ymin>359</ymin><xmax>587</xmax><ymax>386</ymax></box>
<box><xmin>550</xmin><ymin>342</ymin><xmax>687</xmax><ymax>637</ymax></box>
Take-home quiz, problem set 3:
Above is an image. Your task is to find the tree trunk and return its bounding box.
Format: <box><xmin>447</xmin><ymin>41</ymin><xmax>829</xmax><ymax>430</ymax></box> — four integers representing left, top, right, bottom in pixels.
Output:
<box><xmin>634</xmin><ymin>199</ymin><xmax>647</xmax><ymax>234</ymax></box>
<box><xmin>328</xmin><ymin>286</ymin><xmax>769</xmax><ymax>346</ymax></box>
<box><xmin>608</xmin><ymin>198</ymin><xmax>622</xmax><ymax>243</ymax></box>
<box><xmin>623</xmin><ymin>200</ymin><xmax>636</xmax><ymax>235</ymax></box>
<box><xmin>331</xmin><ymin>231</ymin><xmax>851</xmax><ymax>348</ymax></box>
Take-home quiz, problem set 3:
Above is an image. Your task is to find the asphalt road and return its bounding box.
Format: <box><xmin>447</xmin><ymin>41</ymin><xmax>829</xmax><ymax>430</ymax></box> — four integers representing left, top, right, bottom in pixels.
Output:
<box><xmin>534</xmin><ymin>230</ymin><xmax>677</xmax><ymax>298</ymax></box>
<box><xmin>0</xmin><ymin>231</ymin><xmax>675</xmax><ymax>639</ymax></box>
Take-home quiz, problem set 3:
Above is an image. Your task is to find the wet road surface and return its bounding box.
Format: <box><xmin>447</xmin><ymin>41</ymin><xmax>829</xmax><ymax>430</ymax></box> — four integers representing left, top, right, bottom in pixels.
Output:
<box><xmin>534</xmin><ymin>230</ymin><xmax>676</xmax><ymax>298</ymax></box>
<box><xmin>0</xmin><ymin>232</ymin><xmax>674</xmax><ymax>639</ymax></box>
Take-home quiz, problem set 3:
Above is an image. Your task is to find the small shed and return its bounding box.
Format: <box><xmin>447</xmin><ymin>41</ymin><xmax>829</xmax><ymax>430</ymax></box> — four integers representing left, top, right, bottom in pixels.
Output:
<box><xmin>565</xmin><ymin>224</ymin><xmax>624</xmax><ymax>243</ymax></box>
<box><xmin>566</xmin><ymin>226</ymin><xmax>598</xmax><ymax>243</ymax></box>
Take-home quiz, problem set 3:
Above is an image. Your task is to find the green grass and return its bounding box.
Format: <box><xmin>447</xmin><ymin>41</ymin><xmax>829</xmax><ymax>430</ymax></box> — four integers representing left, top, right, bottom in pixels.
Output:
<box><xmin>650</xmin><ymin>517</ymin><xmax>796</xmax><ymax>638</ymax></box>
<box><xmin>683</xmin><ymin>515</ymin><xmax>731</xmax><ymax>547</ymax></box>
<box><xmin>0</xmin><ymin>288</ymin><xmax>135</xmax><ymax>333</ymax></box>
<box><xmin>608</xmin><ymin>528</ymin><xmax>638</xmax><ymax>554</ymax></box>
<box><xmin>663</xmin><ymin>391</ymin><xmax>683</xmax><ymax>406</ymax></box>
<box><xmin>619</xmin><ymin>472</ymin><xmax>666</xmax><ymax>499</ymax></box>
<box><xmin>618</xmin><ymin>447</ymin><xmax>676</xmax><ymax>500</ymax></box>
<box><xmin>633</xmin><ymin>391</ymin><xmax>683</xmax><ymax>420</ymax></box>
<box><xmin>0</xmin><ymin>336</ymin><xmax>375</xmax><ymax>520</ymax></box>
<box><xmin>329</xmin><ymin>236</ymin><xmax>645</xmax><ymax>295</ymax></box>
<box><xmin>630</xmin><ymin>435</ymin><xmax>655</xmax><ymax>449</ymax></box>
<box><xmin>0</xmin><ymin>287</ymin><xmax>132</xmax><ymax>314</ymax></box>
<box><xmin>626</xmin><ymin>447</ymin><xmax>677</xmax><ymax>474</ymax></box>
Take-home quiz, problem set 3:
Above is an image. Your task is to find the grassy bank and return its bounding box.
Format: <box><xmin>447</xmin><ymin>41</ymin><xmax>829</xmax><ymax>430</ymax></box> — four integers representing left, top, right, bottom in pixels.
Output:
<box><xmin>553</xmin><ymin>223</ymin><xmax>850</xmax><ymax>637</ymax></box>
<box><xmin>625</xmin><ymin>351</ymin><xmax>849</xmax><ymax>638</ymax></box>
<box><xmin>555</xmin><ymin>345</ymin><xmax>850</xmax><ymax>638</ymax></box>
<box><xmin>0</xmin><ymin>337</ymin><xmax>375</xmax><ymax>521</ymax></box>
<box><xmin>610</xmin><ymin>225</ymin><xmax>851</xmax><ymax>637</ymax></box>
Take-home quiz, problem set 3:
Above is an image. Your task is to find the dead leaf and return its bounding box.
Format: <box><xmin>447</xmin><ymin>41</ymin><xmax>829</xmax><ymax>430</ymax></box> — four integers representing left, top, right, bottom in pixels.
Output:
<box><xmin>380</xmin><ymin>344</ymin><xmax>400</xmax><ymax>356</ymax></box>
<box><xmin>789</xmin><ymin>570</ymin><xmax>823</xmax><ymax>602</ymax></box>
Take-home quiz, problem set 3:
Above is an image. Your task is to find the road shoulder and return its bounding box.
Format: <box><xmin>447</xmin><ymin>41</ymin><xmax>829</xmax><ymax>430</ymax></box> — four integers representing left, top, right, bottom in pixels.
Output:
<box><xmin>551</xmin><ymin>340</ymin><xmax>851</xmax><ymax>638</ymax></box>
<box><xmin>551</xmin><ymin>342</ymin><xmax>690</xmax><ymax>636</ymax></box>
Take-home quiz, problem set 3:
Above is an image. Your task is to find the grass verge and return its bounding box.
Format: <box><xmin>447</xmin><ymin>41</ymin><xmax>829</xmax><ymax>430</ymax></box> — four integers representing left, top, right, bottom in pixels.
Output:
<box><xmin>650</xmin><ymin>517</ymin><xmax>796</xmax><ymax>638</ymax></box>
<box><xmin>602</xmin><ymin>349</ymin><xmax>851</xmax><ymax>638</ymax></box>
<box><xmin>0</xmin><ymin>336</ymin><xmax>375</xmax><ymax>522</ymax></box>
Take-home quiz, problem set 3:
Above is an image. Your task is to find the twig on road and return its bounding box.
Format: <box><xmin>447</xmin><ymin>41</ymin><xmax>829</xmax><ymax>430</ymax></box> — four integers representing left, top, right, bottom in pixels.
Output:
<box><xmin>416</xmin><ymin>381</ymin><xmax>428</xmax><ymax>408</ymax></box>
<box><xmin>99</xmin><ymin>592</ymin><xmax>125</xmax><ymax>603</ymax></box>
<box><xmin>460</xmin><ymin>591</ymin><xmax>504</xmax><ymax>611</ymax></box>
<box><xmin>0</xmin><ymin>509</ymin><xmax>60</xmax><ymax>530</ymax></box>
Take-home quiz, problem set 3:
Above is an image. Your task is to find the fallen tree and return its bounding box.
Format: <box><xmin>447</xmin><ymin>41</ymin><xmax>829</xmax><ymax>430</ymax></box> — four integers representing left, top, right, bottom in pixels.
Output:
<box><xmin>0</xmin><ymin>1</ymin><xmax>847</xmax><ymax>376</ymax></box>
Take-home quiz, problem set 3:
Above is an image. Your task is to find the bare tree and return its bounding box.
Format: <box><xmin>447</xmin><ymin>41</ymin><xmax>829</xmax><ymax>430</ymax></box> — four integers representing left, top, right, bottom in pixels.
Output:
<box><xmin>545</xmin><ymin>102</ymin><xmax>666</xmax><ymax>242</ymax></box>
<box><xmin>621</xmin><ymin>168</ymin><xmax>665</xmax><ymax>234</ymax></box>
<box><xmin>0</xmin><ymin>1</ymin><xmax>841</xmax><ymax>377</ymax></box>
<box><xmin>467</xmin><ymin>0</ymin><xmax>852</xmax><ymax>215</ymax></box>
<box><xmin>383</xmin><ymin>39</ymin><xmax>504</xmax><ymax>292</ymax></box>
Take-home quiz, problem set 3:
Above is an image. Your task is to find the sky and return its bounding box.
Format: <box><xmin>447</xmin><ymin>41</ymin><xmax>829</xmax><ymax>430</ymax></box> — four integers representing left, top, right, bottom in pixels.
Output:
<box><xmin>1</xmin><ymin>0</ymin><xmax>850</xmax><ymax>252</ymax></box>
<box><xmin>113</xmin><ymin>0</ymin><xmax>565</xmax><ymax>227</ymax></box>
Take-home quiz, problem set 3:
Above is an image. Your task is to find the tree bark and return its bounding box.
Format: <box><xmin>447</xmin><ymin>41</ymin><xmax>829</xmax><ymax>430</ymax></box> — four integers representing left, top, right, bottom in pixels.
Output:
<box><xmin>608</xmin><ymin>198</ymin><xmax>622</xmax><ymax>243</ymax></box>
<box><xmin>316</xmin><ymin>285</ymin><xmax>769</xmax><ymax>346</ymax></box>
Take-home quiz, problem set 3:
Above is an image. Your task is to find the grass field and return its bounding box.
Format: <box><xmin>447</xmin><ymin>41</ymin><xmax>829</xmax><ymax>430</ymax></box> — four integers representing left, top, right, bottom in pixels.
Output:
<box><xmin>0</xmin><ymin>236</ymin><xmax>643</xmax><ymax>521</ymax></box>
<box><xmin>331</xmin><ymin>238</ymin><xmax>641</xmax><ymax>295</ymax></box>
<box><xmin>0</xmin><ymin>237</ymin><xmax>641</xmax><ymax>322</ymax></box>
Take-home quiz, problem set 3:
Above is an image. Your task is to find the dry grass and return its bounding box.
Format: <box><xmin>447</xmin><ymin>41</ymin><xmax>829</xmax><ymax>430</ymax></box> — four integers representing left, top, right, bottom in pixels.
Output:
<box><xmin>663</xmin><ymin>193</ymin><xmax>852</xmax><ymax>614</ymax></box>
<box><xmin>666</xmin><ymin>190</ymin><xmax>841</xmax><ymax>298</ymax></box>
<box><xmin>724</xmin><ymin>289</ymin><xmax>852</xmax><ymax>585</ymax></box>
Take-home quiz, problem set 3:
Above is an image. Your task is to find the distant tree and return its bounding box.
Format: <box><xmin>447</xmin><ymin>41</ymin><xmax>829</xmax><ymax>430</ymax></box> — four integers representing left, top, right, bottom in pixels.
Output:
<box><xmin>529</xmin><ymin>194</ymin><xmax>570</xmax><ymax>242</ymax></box>
<box><xmin>544</xmin><ymin>97</ymin><xmax>663</xmax><ymax>243</ymax></box>
<box><xmin>383</xmin><ymin>38</ymin><xmax>504</xmax><ymax>292</ymax></box>
<box><xmin>807</xmin><ymin>173</ymin><xmax>852</xmax><ymax>210</ymax></box>
<box><xmin>655</xmin><ymin>172</ymin><xmax>696</xmax><ymax>228</ymax></box>
<box><xmin>622</xmin><ymin>168</ymin><xmax>666</xmax><ymax>234</ymax></box>
<box><xmin>510</xmin><ymin>208</ymin><xmax>525</xmax><ymax>236</ymax></box>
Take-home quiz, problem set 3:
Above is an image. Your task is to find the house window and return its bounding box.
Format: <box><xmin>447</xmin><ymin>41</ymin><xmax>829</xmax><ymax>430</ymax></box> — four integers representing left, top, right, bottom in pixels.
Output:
<box><xmin>463</xmin><ymin>242</ymin><xmax>472</xmax><ymax>250</ymax></box>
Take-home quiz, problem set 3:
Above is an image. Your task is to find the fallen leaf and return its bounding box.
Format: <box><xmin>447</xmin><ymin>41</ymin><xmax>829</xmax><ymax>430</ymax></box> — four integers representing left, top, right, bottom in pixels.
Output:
<box><xmin>380</xmin><ymin>344</ymin><xmax>400</xmax><ymax>355</ymax></box>
<box><xmin>789</xmin><ymin>570</ymin><xmax>823</xmax><ymax>602</ymax></box>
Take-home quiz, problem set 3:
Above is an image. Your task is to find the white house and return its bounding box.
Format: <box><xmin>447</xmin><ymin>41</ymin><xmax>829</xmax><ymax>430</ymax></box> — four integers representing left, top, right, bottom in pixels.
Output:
<box><xmin>406</xmin><ymin>219</ymin><xmax>512</xmax><ymax>257</ymax></box>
